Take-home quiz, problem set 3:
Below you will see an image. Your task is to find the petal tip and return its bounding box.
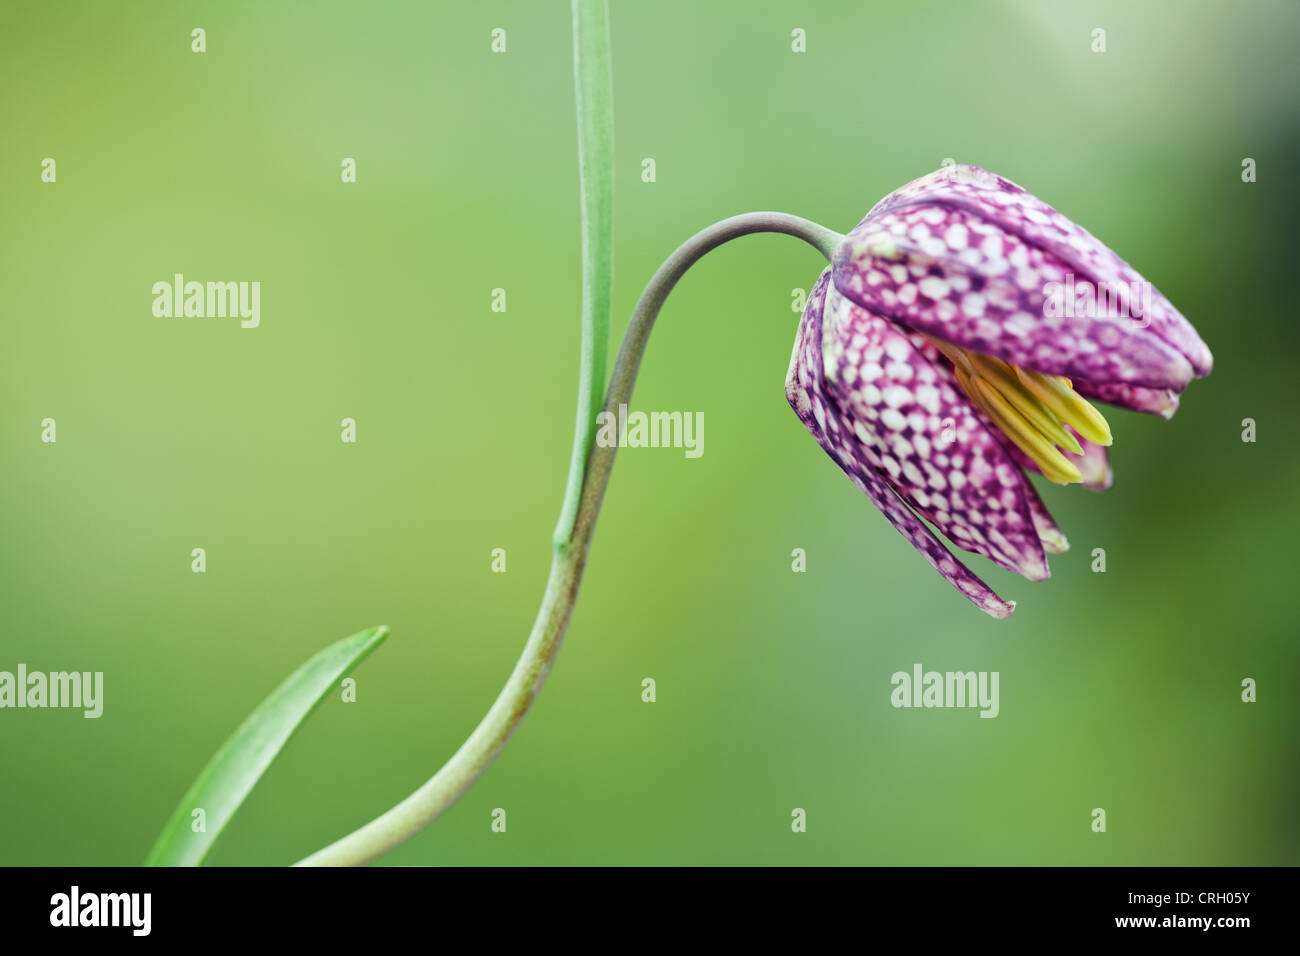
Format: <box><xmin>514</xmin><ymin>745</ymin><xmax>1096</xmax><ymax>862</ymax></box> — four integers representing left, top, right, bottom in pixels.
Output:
<box><xmin>985</xmin><ymin>597</ymin><xmax>1016</xmax><ymax>619</ymax></box>
<box><xmin>1042</xmin><ymin>531</ymin><xmax>1070</xmax><ymax>555</ymax></box>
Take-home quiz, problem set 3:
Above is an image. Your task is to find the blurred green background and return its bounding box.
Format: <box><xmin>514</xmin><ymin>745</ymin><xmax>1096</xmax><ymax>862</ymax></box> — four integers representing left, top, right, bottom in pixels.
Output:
<box><xmin>1</xmin><ymin>0</ymin><xmax>1296</xmax><ymax>866</ymax></box>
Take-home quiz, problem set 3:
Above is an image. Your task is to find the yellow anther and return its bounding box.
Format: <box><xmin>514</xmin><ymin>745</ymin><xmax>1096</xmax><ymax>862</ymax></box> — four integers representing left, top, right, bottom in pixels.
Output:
<box><xmin>930</xmin><ymin>336</ymin><xmax>1113</xmax><ymax>485</ymax></box>
<box><xmin>966</xmin><ymin>353</ymin><xmax>1084</xmax><ymax>455</ymax></box>
<box><xmin>1013</xmin><ymin>368</ymin><xmax>1113</xmax><ymax>447</ymax></box>
<box><xmin>969</xmin><ymin>377</ymin><xmax>1083</xmax><ymax>485</ymax></box>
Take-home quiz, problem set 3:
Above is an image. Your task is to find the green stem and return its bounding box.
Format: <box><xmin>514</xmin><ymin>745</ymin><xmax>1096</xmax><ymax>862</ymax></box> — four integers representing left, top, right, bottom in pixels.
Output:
<box><xmin>554</xmin><ymin>0</ymin><xmax>614</xmax><ymax>550</ymax></box>
<box><xmin>295</xmin><ymin>212</ymin><xmax>839</xmax><ymax>867</ymax></box>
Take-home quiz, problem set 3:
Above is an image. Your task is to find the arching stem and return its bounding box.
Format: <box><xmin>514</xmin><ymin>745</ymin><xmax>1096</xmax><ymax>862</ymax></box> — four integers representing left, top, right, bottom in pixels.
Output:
<box><xmin>295</xmin><ymin>212</ymin><xmax>841</xmax><ymax>867</ymax></box>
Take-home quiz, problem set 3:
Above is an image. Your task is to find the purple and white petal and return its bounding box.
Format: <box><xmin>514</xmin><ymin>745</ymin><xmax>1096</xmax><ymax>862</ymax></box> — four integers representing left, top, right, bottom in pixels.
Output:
<box><xmin>1021</xmin><ymin>480</ymin><xmax>1070</xmax><ymax>553</ymax></box>
<box><xmin>857</xmin><ymin>164</ymin><xmax>1212</xmax><ymax>379</ymax></box>
<box><xmin>1074</xmin><ymin>381</ymin><xmax>1180</xmax><ymax>419</ymax></box>
<box><xmin>832</xmin><ymin>204</ymin><xmax>1196</xmax><ymax>390</ymax></box>
<box><xmin>1064</xmin><ymin>433</ymin><xmax>1113</xmax><ymax>491</ymax></box>
<box><xmin>904</xmin><ymin>328</ymin><xmax>1072</xmax><ymax>550</ymax></box>
<box><xmin>821</xmin><ymin>281</ymin><xmax>1050</xmax><ymax>581</ymax></box>
<box><xmin>786</xmin><ymin>269</ymin><xmax>1017</xmax><ymax>618</ymax></box>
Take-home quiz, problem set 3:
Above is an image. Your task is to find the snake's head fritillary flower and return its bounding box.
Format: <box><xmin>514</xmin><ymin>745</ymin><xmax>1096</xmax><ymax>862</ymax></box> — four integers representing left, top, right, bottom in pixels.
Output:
<box><xmin>786</xmin><ymin>165</ymin><xmax>1212</xmax><ymax>618</ymax></box>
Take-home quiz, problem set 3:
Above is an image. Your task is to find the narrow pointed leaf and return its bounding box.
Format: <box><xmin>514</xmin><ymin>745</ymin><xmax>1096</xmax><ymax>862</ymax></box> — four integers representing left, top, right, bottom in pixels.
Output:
<box><xmin>554</xmin><ymin>0</ymin><xmax>614</xmax><ymax>548</ymax></box>
<box><xmin>144</xmin><ymin>625</ymin><xmax>389</xmax><ymax>866</ymax></box>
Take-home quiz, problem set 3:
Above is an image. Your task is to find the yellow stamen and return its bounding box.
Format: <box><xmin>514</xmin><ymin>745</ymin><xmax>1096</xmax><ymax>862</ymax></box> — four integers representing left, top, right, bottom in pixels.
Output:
<box><xmin>929</xmin><ymin>336</ymin><xmax>1113</xmax><ymax>485</ymax></box>
<box><xmin>966</xmin><ymin>353</ymin><xmax>1084</xmax><ymax>455</ymax></box>
<box><xmin>970</xmin><ymin>377</ymin><xmax>1083</xmax><ymax>485</ymax></box>
<box><xmin>1013</xmin><ymin>367</ymin><xmax>1113</xmax><ymax>447</ymax></box>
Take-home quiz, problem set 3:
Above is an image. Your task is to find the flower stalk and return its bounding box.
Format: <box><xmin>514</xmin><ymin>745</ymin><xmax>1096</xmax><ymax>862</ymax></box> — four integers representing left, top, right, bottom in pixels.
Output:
<box><xmin>296</xmin><ymin>212</ymin><xmax>839</xmax><ymax>866</ymax></box>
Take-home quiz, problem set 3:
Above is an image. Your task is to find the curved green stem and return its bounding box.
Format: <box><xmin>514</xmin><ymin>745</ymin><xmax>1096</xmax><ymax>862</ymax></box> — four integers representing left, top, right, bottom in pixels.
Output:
<box><xmin>295</xmin><ymin>212</ymin><xmax>840</xmax><ymax>867</ymax></box>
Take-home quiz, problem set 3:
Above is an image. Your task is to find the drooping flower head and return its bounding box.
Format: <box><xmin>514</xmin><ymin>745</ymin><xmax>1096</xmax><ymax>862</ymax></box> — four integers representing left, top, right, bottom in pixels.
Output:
<box><xmin>787</xmin><ymin>165</ymin><xmax>1212</xmax><ymax>617</ymax></box>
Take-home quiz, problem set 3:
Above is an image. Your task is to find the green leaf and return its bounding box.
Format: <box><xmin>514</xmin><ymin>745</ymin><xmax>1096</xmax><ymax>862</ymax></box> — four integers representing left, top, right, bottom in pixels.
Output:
<box><xmin>554</xmin><ymin>0</ymin><xmax>614</xmax><ymax>549</ymax></box>
<box><xmin>144</xmin><ymin>625</ymin><xmax>390</xmax><ymax>866</ymax></box>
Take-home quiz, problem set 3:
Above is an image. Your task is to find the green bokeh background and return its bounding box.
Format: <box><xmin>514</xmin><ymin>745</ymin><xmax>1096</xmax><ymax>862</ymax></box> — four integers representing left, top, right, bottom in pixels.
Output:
<box><xmin>2</xmin><ymin>0</ymin><xmax>1296</xmax><ymax>866</ymax></box>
